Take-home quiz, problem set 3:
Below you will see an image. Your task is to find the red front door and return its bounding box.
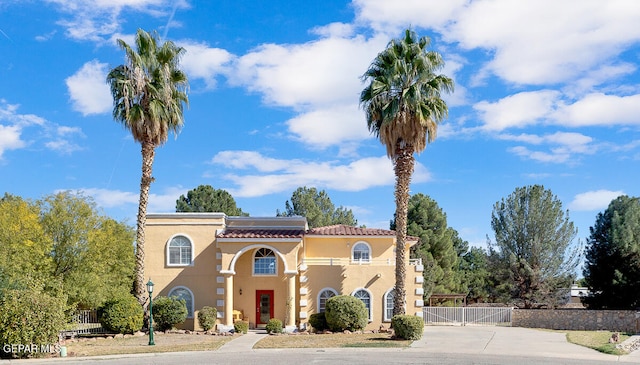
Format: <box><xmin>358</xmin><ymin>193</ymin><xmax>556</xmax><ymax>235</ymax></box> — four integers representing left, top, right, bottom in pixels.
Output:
<box><xmin>256</xmin><ymin>290</ymin><xmax>274</xmax><ymax>326</ymax></box>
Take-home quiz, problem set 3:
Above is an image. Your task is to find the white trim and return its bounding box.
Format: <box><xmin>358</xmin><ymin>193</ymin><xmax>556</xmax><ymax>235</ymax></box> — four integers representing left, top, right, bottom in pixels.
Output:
<box><xmin>227</xmin><ymin>244</ymin><xmax>291</xmax><ymax>273</ymax></box>
<box><xmin>317</xmin><ymin>288</ymin><xmax>338</xmax><ymax>312</ymax></box>
<box><xmin>351</xmin><ymin>241</ymin><xmax>372</xmax><ymax>263</ymax></box>
<box><xmin>166</xmin><ymin>234</ymin><xmax>195</xmax><ymax>267</ymax></box>
<box><xmin>217</xmin><ymin>238</ymin><xmax>302</xmax><ymax>243</ymax></box>
<box><xmin>351</xmin><ymin>288</ymin><xmax>373</xmax><ymax>322</ymax></box>
<box><xmin>168</xmin><ymin>286</ymin><xmax>195</xmax><ymax>318</ymax></box>
<box><xmin>148</xmin><ymin>212</ymin><xmax>226</xmax><ymax>219</ymax></box>
<box><xmin>383</xmin><ymin>288</ymin><xmax>395</xmax><ymax>322</ymax></box>
<box><xmin>252</xmin><ymin>247</ymin><xmax>278</xmax><ymax>276</ymax></box>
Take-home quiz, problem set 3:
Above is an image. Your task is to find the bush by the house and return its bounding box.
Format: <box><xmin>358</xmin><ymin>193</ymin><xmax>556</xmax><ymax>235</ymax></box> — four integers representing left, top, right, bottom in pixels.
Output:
<box><xmin>152</xmin><ymin>296</ymin><xmax>187</xmax><ymax>331</ymax></box>
<box><xmin>308</xmin><ymin>311</ymin><xmax>328</xmax><ymax>332</ymax></box>
<box><xmin>234</xmin><ymin>320</ymin><xmax>249</xmax><ymax>334</ymax></box>
<box><xmin>0</xmin><ymin>288</ymin><xmax>66</xmax><ymax>358</ymax></box>
<box><xmin>98</xmin><ymin>294</ymin><xmax>143</xmax><ymax>334</ymax></box>
<box><xmin>391</xmin><ymin>314</ymin><xmax>424</xmax><ymax>340</ymax></box>
<box><xmin>197</xmin><ymin>306</ymin><xmax>217</xmax><ymax>331</ymax></box>
<box><xmin>324</xmin><ymin>295</ymin><xmax>368</xmax><ymax>332</ymax></box>
<box><xmin>265</xmin><ymin>318</ymin><xmax>283</xmax><ymax>334</ymax></box>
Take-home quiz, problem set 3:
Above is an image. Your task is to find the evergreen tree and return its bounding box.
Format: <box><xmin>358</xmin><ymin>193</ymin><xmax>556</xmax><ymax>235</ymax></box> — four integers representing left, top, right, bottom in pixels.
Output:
<box><xmin>391</xmin><ymin>193</ymin><xmax>460</xmax><ymax>300</ymax></box>
<box><xmin>276</xmin><ymin>187</ymin><xmax>357</xmax><ymax>228</ymax></box>
<box><xmin>176</xmin><ymin>185</ymin><xmax>248</xmax><ymax>216</ymax></box>
<box><xmin>583</xmin><ymin>195</ymin><xmax>640</xmax><ymax>309</ymax></box>
<box><xmin>489</xmin><ymin>185</ymin><xmax>580</xmax><ymax>308</ymax></box>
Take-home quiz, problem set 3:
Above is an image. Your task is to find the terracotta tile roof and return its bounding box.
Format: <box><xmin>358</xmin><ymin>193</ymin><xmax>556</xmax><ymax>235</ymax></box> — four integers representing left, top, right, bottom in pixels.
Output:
<box><xmin>307</xmin><ymin>224</ymin><xmax>391</xmax><ymax>236</ymax></box>
<box><xmin>217</xmin><ymin>229</ymin><xmax>305</xmax><ymax>239</ymax></box>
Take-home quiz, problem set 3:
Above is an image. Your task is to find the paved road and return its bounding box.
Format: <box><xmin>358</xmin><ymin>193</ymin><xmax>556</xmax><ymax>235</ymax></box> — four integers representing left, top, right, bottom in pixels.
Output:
<box><xmin>5</xmin><ymin>326</ymin><xmax>640</xmax><ymax>364</ymax></box>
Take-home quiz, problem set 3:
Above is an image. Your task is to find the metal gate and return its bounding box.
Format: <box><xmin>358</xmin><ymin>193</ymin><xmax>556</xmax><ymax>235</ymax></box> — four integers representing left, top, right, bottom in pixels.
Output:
<box><xmin>422</xmin><ymin>307</ymin><xmax>513</xmax><ymax>326</ymax></box>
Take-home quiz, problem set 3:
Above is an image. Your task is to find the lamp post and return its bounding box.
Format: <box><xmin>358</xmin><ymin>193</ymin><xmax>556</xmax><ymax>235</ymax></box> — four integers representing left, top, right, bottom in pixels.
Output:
<box><xmin>146</xmin><ymin>279</ymin><xmax>155</xmax><ymax>346</ymax></box>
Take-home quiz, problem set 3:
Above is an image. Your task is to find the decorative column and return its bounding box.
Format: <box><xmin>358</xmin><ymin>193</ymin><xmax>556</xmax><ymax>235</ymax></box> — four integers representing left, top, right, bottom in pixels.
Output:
<box><xmin>224</xmin><ymin>273</ymin><xmax>234</xmax><ymax>327</ymax></box>
<box><xmin>285</xmin><ymin>273</ymin><xmax>297</xmax><ymax>332</ymax></box>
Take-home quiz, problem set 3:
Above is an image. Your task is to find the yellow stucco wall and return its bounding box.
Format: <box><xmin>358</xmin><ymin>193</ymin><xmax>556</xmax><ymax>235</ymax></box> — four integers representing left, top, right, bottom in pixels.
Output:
<box><xmin>144</xmin><ymin>214</ymin><xmax>424</xmax><ymax>332</ymax></box>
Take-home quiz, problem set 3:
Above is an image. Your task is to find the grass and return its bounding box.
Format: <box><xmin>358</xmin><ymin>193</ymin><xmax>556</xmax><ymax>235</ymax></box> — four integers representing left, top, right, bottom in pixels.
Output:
<box><xmin>253</xmin><ymin>333</ymin><xmax>411</xmax><ymax>349</ymax></box>
<box><xmin>64</xmin><ymin>333</ymin><xmax>234</xmax><ymax>357</ymax></box>
<box><xmin>565</xmin><ymin>330</ymin><xmax>631</xmax><ymax>355</ymax></box>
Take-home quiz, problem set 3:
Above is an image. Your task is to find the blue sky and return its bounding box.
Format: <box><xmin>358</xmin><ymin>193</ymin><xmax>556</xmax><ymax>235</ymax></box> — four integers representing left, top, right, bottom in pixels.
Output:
<box><xmin>1</xmin><ymin>0</ymin><xmax>639</xmax><ymax>255</ymax></box>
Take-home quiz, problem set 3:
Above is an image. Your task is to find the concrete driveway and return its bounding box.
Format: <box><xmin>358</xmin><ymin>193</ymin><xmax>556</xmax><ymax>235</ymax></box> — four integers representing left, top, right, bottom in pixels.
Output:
<box><xmin>413</xmin><ymin>325</ymin><xmax>640</xmax><ymax>363</ymax></box>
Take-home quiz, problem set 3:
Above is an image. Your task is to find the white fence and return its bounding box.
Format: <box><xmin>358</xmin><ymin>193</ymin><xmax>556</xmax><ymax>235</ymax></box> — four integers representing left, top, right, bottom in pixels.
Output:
<box><xmin>423</xmin><ymin>307</ymin><xmax>513</xmax><ymax>326</ymax></box>
<box><xmin>64</xmin><ymin>310</ymin><xmax>106</xmax><ymax>336</ymax></box>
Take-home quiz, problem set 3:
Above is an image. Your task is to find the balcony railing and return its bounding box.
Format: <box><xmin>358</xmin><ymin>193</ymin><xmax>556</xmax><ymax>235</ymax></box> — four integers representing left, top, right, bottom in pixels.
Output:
<box><xmin>301</xmin><ymin>258</ymin><xmax>422</xmax><ymax>266</ymax></box>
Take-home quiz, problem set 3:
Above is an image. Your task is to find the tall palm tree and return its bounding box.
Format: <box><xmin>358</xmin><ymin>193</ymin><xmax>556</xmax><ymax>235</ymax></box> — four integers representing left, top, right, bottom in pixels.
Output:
<box><xmin>107</xmin><ymin>29</ymin><xmax>189</xmax><ymax>305</ymax></box>
<box><xmin>360</xmin><ymin>29</ymin><xmax>453</xmax><ymax>316</ymax></box>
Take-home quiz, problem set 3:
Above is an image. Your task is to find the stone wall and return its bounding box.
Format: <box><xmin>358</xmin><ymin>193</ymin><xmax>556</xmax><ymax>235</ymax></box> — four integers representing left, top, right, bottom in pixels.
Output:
<box><xmin>512</xmin><ymin>309</ymin><xmax>639</xmax><ymax>333</ymax></box>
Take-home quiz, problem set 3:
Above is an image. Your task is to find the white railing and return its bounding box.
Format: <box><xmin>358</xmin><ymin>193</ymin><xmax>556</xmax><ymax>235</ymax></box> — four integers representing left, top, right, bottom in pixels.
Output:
<box><xmin>302</xmin><ymin>258</ymin><xmax>422</xmax><ymax>266</ymax></box>
<box><xmin>63</xmin><ymin>310</ymin><xmax>106</xmax><ymax>336</ymax></box>
<box><xmin>422</xmin><ymin>307</ymin><xmax>513</xmax><ymax>326</ymax></box>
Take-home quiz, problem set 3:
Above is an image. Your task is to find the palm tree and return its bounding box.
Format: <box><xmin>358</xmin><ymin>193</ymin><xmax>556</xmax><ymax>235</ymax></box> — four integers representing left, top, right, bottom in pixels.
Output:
<box><xmin>360</xmin><ymin>29</ymin><xmax>453</xmax><ymax>316</ymax></box>
<box><xmin>107</xmin><ymin>29</ymin><xmax>189</xmax><ymax>305</ymax></box>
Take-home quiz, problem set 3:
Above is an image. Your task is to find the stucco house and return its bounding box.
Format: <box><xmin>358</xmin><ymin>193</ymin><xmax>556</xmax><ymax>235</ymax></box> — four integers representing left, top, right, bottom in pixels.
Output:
<box><xmin>144</xmin><ymin>213</ymin><xmax>424</xmax><ymax>332</ymax></box>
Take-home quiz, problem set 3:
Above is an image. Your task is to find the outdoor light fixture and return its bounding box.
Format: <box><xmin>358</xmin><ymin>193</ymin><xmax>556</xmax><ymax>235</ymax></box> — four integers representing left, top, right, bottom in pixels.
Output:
<box><xmin>147</xmin><ymin>279</ymin><xmax>155</xmax><ymax>346</ymax></box>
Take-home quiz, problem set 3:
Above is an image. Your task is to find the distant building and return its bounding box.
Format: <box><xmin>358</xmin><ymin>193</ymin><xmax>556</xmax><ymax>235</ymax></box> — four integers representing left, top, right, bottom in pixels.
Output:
<box><xmin>144</xmin><ymin>213</ymin><xmax>424</xmax><ymax>332</ymax></box>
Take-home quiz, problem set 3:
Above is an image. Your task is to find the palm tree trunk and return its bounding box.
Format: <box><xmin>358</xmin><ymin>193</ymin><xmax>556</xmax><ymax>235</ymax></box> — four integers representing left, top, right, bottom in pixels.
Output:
<box><xmin>393</xmin><ymin>145</ymin><xmax>415</xmax><ymax>316</ymax></box>
<box><xmin>134</xmin><ymin>140</ymin><xmax>155</xmax><ymax>306</ymax></box>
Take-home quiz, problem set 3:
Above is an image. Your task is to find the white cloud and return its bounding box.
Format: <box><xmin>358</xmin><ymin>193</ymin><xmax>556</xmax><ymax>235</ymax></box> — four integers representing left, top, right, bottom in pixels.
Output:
<box><xmin>46</xmin><ymin>0</ymin><xmax>188</xmax><ymax>42</ymax></box>
<box><xmin>285</xmin><ymin>103</ymin><xmax>370</xmax><ymax>150</ymax></box>
<box><xmin>79</xmin><ymin>185</ymin><xmax>186</xmax><ymax>213</ymax></box>
<box><xmin>229</xmin><ymin>34</ymin><xmax>387</xmax><ymax>108</ymax></box>
<box><xmin>475</xmin><ymin>91</ymin><xmax>561</xmax><ymax>131</ymax></box>
<box><xmin>210</xmin><ymin>151</ymin><xmax>431</xmax><ymax>197</ymax></box>
<box><xmin>504</xmin><ymin>131</ymin><xmax>595</xmax><ymax>163</ymax></box>
<box><xmin>555</xmin><ymin>93</ymin><xmax>640</xmax><ymax>127</ymax></box>
<box><xmin>66</xmin><ymin>60</ymin><xmax>111</xmax><ymax>116</ymax></box>
<box><xmin>0</xmin><ymin>124</ymin><xmax>25</xmax><ymax>159</ymax></box>
<box><xmin>354</xmin><ymin>0</ymin><xmax>640</xmax><ymax>86</ymax></box>
<box><xmin>569</xmin><ymin>189</ymin><xmax>624</xmax><ymax>211</ymax></box>
<box><xmin>179</xmin><ymin>41</ymin><xmax>234</xmax><ymax>89</ymax></box>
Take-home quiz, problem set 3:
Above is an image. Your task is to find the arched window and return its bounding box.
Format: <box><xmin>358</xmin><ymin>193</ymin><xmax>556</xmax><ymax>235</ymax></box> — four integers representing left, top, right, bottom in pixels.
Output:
<box><xmin>383</xmin><ymin>288</ymin><xmax>396</xmax><ymax>322</ymax></box>
<box><xmin>352</xmin><ymin>241</ymin><xmax>371</xmax><ymax>263</ymax></box>
<box><xmin>167</xmin><ymin>235</ymin><xmax>193</xmax><ymax>266</ymax></box>
<box><xmin>168</xmin><ymin>286</ymin><xmax>194</xmax><ymax>318</ymax></box>
<box><xmin>253</xmin><ymin>248</ymin><xmax>277</xmax><ymax>275</ymax></box>
<box><xmin>317</xmin><ymin>288</ymin><xmax>338</xmax><ymax>312</ymax></box>
<box><xmin>353</xmin><ymin>288</ymin><xmax>372</xmax><ymax>321</ymax></box>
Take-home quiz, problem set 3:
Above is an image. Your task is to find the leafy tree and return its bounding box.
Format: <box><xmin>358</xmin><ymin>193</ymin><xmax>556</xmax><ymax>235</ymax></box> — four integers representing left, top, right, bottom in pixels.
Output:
<box><xmin>489</xmin><ymin>185</ymin><xmax>580</xmax><ymax>308</ymax></box>
<box><xmin>176</xmin><ymin>185</ymin><xmax>248</xmax><ymax>216</ymax></box>
<box><xmin>583</xmin><ymin>195</ymin><xmax>640</xmax><ymax>309</ymax></box>
<box><xmin>0</xmin><ymin>194</ymin><xmax>53</xmax><ymax>285</ymax></box>
<box><xmin>39</xmin><ymin>191</ymin><xmax>135</xmax><ymax>309</ymax></box>
<box><xmin>391</xmin><ymin>194</ymin><xmax>459</xmax><ymax>299</ymax></box>
<box><xmin>107</xmin><ymin>29</ymin><xmax>189</xmax><ymax>304</ymax></box>
<box><xmin>276</xmin><ymin>187</ymin><xmax>357</xmax><ymax>228</ymax></box>
<box><xmin>360</xmin><ymin>29</ymin><xmax>453</xmax><ymax>315</ymax></box>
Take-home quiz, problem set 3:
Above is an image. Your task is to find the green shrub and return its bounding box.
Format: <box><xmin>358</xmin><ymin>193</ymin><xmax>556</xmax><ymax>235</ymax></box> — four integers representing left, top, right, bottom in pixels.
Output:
<box><xmin>325</xmin><ymin>295</ymin><xmax>368</xmax><ymax>332</ymax></box>
<box><xmin>391</xmin><ymin>314</ymin><xmax>424</xmax><ymax>340</ymax></box>
<box><xmin>308</xmin><ymin>312</ymin><xmax>328</xmax><ymax>332</ymax></box>
<box><xmin>197</xmin><ymin>306</ymin><xmax>217</xmax><ymax>331</ymax></box>
<box><xmin>0</xmin><ymin>288</ymin><xmax>66</xmax><ymax>359</ymax></box>
<box><xmin>98</xmin><ymin>294</ymin><xmax>143</xmax><ymax>334</ymax></box>
<box><xmin>265</xmin><ymin>318</ymin><xmax>283</xmax><ymax>334</ymax></box>
<box><xmin>234</xmin><ymin>320</ymin><xmax>249</xmax><ymax>334</ymax></box>
<box><xmin>152</xmin><ymin>296</ymin><xmax>187</xmax><ymax>331</ymax></box>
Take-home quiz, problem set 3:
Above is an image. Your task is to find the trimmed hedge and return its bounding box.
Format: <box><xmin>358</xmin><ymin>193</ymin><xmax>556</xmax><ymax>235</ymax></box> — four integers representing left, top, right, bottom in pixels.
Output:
<box><xmin>309</xmin><ymin>311</ymin><xmax>328</xmax><ymax>332</ymax></box>
<box><xmin>0</xmin><ymin>288</ymin><xmax>66</xmax><ymax>358</ymax></box>
<box><xmin>98</xmin><ymin>294</ymin><xmax>143</xmax><ymax>334</ymax></box>
<box><xmin>325</xmin><ymin>295</ymin><xmax>368</xmax><ymax>332</ymax></box>
<box><xmin>391</xmin><ymin>314</ymin><xmax>424</xmax><ymax>340</ymax></box>
<box><xmin>197</xmin><ymin>306</ymin><xmax>217</xmax><ymax>331</ymax></box>
<box><xmin>265</xmin><ymin>318</ymin><xmax>283</xmax><ymax>334</ymax></box>
<box><xmin>234</xmin><ymin>320</ymin><xmax>249</xmax><ymax>334</ymax></box>
<box><xmin>152</xmin><ymin>296</ymin><xmax>187</xmax><ymax>331</ymax></box>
